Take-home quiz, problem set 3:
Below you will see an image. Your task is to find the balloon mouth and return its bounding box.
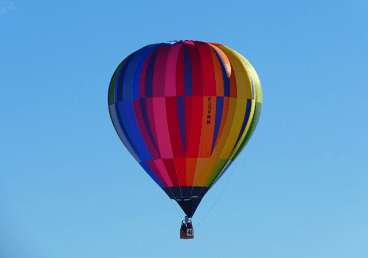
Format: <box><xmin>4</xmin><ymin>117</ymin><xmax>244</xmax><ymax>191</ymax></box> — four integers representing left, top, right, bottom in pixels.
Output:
<box><xmin>175</xmin><ymin>197</ymin><xmax>203</xmax><ymax>218</ymax></box>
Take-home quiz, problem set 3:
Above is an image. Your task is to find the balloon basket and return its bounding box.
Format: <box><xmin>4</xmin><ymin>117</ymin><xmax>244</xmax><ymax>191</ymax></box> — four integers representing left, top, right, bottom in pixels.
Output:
<box><xmin>180</xmin><ymin>216</ymin><xmax>194</xmax><ymax>239</ymax></box>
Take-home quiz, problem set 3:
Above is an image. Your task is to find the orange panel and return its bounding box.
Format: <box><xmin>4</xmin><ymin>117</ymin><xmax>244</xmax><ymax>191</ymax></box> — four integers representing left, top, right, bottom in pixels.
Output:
<box><xmin>198</xmin><ymin>96</ymin><xmax>216</xmax><ymax>157</ymax></box>
<box><xmin>186</xmin><ymin>158</ymin><xmax>197</xmax><ymax>186</ymax></box>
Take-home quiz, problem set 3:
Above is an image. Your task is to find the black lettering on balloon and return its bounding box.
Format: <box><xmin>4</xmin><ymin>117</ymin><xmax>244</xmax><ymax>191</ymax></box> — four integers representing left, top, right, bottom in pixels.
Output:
<box><xmin>207</xmin><ymin>97</ymin><xmax>212</xmax><ymax>124</ymax></box>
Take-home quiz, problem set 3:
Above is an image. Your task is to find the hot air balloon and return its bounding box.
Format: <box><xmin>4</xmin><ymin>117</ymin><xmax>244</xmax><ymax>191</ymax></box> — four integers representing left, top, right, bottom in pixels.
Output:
<box><xmin>108</xmin><ymin>40</ymin><xmax>262</xmax><ymax>239</ymax></box>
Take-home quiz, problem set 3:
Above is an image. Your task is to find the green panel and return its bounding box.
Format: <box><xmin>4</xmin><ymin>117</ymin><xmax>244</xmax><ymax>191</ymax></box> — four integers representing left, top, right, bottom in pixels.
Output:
<box><xmin>205</xmin><ymin>159</ymin><xmax>229</xmax><ymax>187</ymax></box>
<box><xmin>108</xmin><ymin>57</ymin><xmax>130</xmax><ymax>105</ymax></box>
<box><xmin>230</xmin><ymin>102</ymin><xmax>262</xmax><ymax>161</ymax></box>
<box><xmin>237</xmin><ymin>53</ymin><xmax>263</xmax><ymax>103</ymax></box>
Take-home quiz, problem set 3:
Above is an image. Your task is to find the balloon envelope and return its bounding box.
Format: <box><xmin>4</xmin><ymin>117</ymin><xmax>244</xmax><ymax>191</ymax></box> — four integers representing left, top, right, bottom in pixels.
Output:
<box><xmin>108</xmin><ymin>40</ymin><xmax>262</xmax><ymax>217</ymax></box>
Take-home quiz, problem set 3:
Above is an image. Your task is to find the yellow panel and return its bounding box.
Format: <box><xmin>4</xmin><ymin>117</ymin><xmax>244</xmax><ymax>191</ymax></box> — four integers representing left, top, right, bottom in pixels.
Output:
<box><xmin>211</xmin><ymin>98</ymin><xmax>237</xmax><ymax>158</ymax></box>
<box><xmin>233</xmin><ymin>75</ymin><xmax>251</xmax><ymax>99</ymax></box>
<box><xmin>237</xmin><ymin>53</ymin><xmax>263</xmax><ymax>104</ymax></box>
<box><xmin>193</xmin><ymin>157</ymin><xmax>218</xmax><ymax>186</ymax></box>
<box><xmin>229</xmin><ymin>99</ymin><xmax>256</xmax><ymax>159</ymax></box>
<box><xmin>219</xmin><ymin>98</ymin><xmax>248</xmax><ymax>158</ymax></box>
<box><xmin>215</xmin><ymin>45</ymin><xmax>253</xmax><ymax>99</ymax></box>
<box><xmin>205</xmin><ymin>159</ymin><xmax>229</xmax><ymax>187</ymax></box>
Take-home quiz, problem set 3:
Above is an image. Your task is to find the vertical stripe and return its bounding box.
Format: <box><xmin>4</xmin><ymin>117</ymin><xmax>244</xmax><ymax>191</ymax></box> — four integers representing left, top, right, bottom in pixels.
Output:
<box><xmin>146</xmin><ymin>160</ymin><xmax>169</xmax><ymax>187</ymax></box>
<box><xmin>231</xmin><ymin>99</ymin><xmax>253</xmax><ymax>152</ymax></box>
<box><xmin>209</xmin><ymin>44</ymin><xmax>232</xmax><ymax>76</ymax></box>
<box><xmin>192</xmin><ymin>158</ymin><xmax>210</xmax><ymax>186</ymax></box>
<box><xmin>229</xmin><ymin>65</ymin><xmax>237</xmax><ymax>98</ymax></box>
<box><xmin>198</xmin><ymin>43</ymin><xmax>216</xmax><ymax>96</ymax></box>
<box><xmin>218</xmin><ymin>98</ymin><xmax>248</xmax><ymax>158</ymax></box>
<box><xmin>205</xmin><ymin>159</ymin><xmax>228</xmax><ymax>187</ymax></box>
<box><xmin>217</xmin><ymin>52</ymin><xmax>231</xmax><ymax>97</ymax></box>
<box><xmin>206</xmin><ymin>159</ymin><xmax>233</xmax><ymax>187</ymax></box>
<box><xmin>198</xmin><ymin>96</ymin><xmax>216</xmax><ymax>157</ymax></box>
<box><xmin>177</xmin><ymin>96</ymin><xmax>186</xmax><ymax>153</ymax></box>
<box><xmin>176</xmin><ymin>47</ymin><xmax>185</xmax><ymax>96</ymax></box>
<box><xmin>211</xmin><ymin>98</ymin><xmax>236</xmax><ymax>158</ymax></box>
<box><xmin>166</xmin><ymin>97</ymin><xmax>185</xmax><ymax>158</ymax></box>
<box><xmin>123</xmin><ymin>46</ymin><xmax>156</xmax><ymax>101</ymax></box>
<box><xmin>186</xmin><ymin>158</ymin><xmax>197</xmax><ymax>185</ymax></box>
<box><xmin>186</xmin><ymin>42</ymin><xmax>203</xmax><ymax>96</ymax></box>
<box><xmin>139</xmin><ymin>161</ymin><xmax>164</xmax><ymax>188</ymax></box>
<box><xmin>162</xmin><ymin>158</ymin><xmax>180</xmax><ymax>187</ymax></box>
<box><xmin>138</xmin><ymin>98</ymin><xmax>160</xmax><ymax>156</ymax></box>
<box><xmin>153</xmin><ymin>159</ymin><xmax>174</xmax><ymax>187</ymax></box>
<box><xmin>212</xmin><ymin>97</ymin><xmax>229</xmax><ymax>153</ymax></box>
<box><xmin>142</xmin><ymin>98</ymin><xmax>161</xmax><ymax>157</ymax></box>
<box><xmin>211</xmin><ymin>96</ymin><xmax>224</xmax><ymax>152</ymax></box>
<box><xmin>139</xmin><ymin>51</ymin><xmax>154</xmax><ymax>98</ymax></box>
<box><xmin>133</xmin><ymin>99</ymin><xmax>160</xmax><ymax>159</ymax></box>
<box><xmin>116</xmin><ymin>54</ymin><xmax>134</xmax><ymax>101</ymax></box>
<box><xmin>186</xmin><ymin>96</ymin><xmax>203</xmax><ymax>158</ymax></box>
<box><xmin>174</xmin><ymin>158</ymin><xmax>187</xmax><ymax>187</ymax></box>
<box><xmin>109</xmin><ymin>104</ymin><xmax>141</xmax><ymax>162</ymax></box>
<box><xmin>183</xmin><ymin>45</ymin><xmax>192</xmax><ymax>96</ymax></box>
<box><xmin>152</xmin><ymin>97</ymin><xmax>173</xmax><ymax>158</ymax></box>
<box><xmin>184</xmin><ymin>96</ymin><xmax>192</xmax><ymax>152</ymax></box>
<box><xmin>210</xmin><ymin>48</ymin><xmax>224</xmax><ymax>96</ymax></box>
<box><xmin>164</xmin><ymin>43</ymin><xmax>182</xmax><ymax>97</ymax></box>
<box><xmin>152</xmin><ymin>45</ymin><xmax>170</xmax><ymax>97</ymax></box>
<box><xmin>145</xmin><ymin>48</ymin><xmax>159</xmax><ymax>98</ymax></box>
<box><xmin>109</xmin><ymin>59</ymin><xmax>126</xmax><ymax>105</ymax></box>
<box><xmin>133</xmin><ymin>46</ymin><xmax>158</xmax><ymax>100</ymax></box>
<box><xmin>193</xmin><ymin>157</ymin><xmax>218</xmax><ymax>186</ymax></box>
<box><xmin>118</xmin><ymin>101</ymin><xmax>152</xmax><ymax>160</ymax></box>
<box><xmin>215</xmin><ymin>45</ymin><xmax>253</xmax><ymax>99</ymax></box>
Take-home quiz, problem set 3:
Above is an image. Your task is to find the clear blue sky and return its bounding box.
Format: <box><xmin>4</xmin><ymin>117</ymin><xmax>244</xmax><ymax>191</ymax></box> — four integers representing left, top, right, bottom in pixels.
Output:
<box><xmin>1</xmin><ymin>0</ymin><xmax>367</xmax><ymax>257</ymax></box>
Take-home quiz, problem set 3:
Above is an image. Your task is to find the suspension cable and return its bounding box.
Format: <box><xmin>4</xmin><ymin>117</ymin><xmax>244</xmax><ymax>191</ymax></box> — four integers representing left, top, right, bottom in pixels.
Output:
<box><xmin>194</xmin><ymin>159</ymin><xmax>240</xmax><ymax>227</ymax></box>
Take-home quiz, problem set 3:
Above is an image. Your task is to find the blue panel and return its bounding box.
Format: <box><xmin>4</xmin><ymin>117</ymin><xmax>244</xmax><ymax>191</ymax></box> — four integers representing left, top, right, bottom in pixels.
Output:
<box><xmin>109</xmin><ymin>104</ymin><xmax>141</xmax><ymax>163</ymax></box>
<box><xmin>183</xmin><ymin>45</ymin><xmax>192</xmax><ymax>96</ymax></box>
<box><xmin>211</xmin><ymin>96</ymin><xmax>224</xmax><ymax>153</ymax></box>
<box><xmin>123</xmin><ymin>45</ymin><xmax>160</xmax><ymax>101</ymax></box>
<box><xmin>117</xmin><ymin>101</ymin><xmax>153</xmax><ymax>160</ymax></box>
<box><xmin>139</xmin><ymin>161</ymin><xmax>165</xmax><ymax>188</ymax></box>
<box><xmin>145</xmin><ymin>48</ymin><xmax>159</xmax><ymax>97</ymax></box>
<box><xmin>116</xmin><ymin>54</ymin><xmax>134</xmax><ymax>101</ymax></box>
<box><xmin>132</xmin><ymin>44</ymin><xmax>160</xmax><ymax>100</ymax></box>
<box><xmin>114</xmin><ymin>103</ymin><xmax>144</xmax><ymax>162</ymax></box>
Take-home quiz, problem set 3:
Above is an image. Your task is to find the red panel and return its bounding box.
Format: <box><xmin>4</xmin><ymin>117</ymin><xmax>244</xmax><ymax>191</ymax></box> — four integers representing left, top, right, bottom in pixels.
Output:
<box><xmin>186</xmin><ymin>42</ymin><xmax>203</xmax><ymax>96</ymax></box>
<box><xmin>145</xmin><ymin>97</ymin><xmax>160</xmax><ymax>157</ymax></box>
<box><xmin>146</xmin><ymin>160</ymin><xmax>168</xmax><ymax>187</ymax></box>
<box><xmin>174</xmin><ymin>158</ymin><xmax>187</xmax><ymax>186</ymax></box>
<box><xmin>186</xmin><ymin>96</ymin><xmax>203</xmax><ymax>158</ymax></box>
<box><xmin>165</xmin><ymin>97</ymin><xmax>185</xmax><ymax>158</ymax></box>
<box><xmin>197</xmin><ymin>43</ymin><xmax>216</xmax><ymax>96</ymax></box>
<box><xmin>229</xmin><ymin>65</ymin><xmax>237</xmax><ymax>98</ymax></box>
<box><xmin>186</xmin><ymin>158</ymin><xmax>197</xmax><ymax>186</ymax></box>
<box><xmin>153</xmin><ymin>45</ymin><xmax>170</xmax><ymax>97</ymax></box>
<box><xmin>162</xmin><ymin>158</ymin><xmax>180</xmax><ymax>187</ymax></box>
<box><xmin>176</xmin><ymin>46</ymin><xmax>185</xmax><ymax>96</ymax></box>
